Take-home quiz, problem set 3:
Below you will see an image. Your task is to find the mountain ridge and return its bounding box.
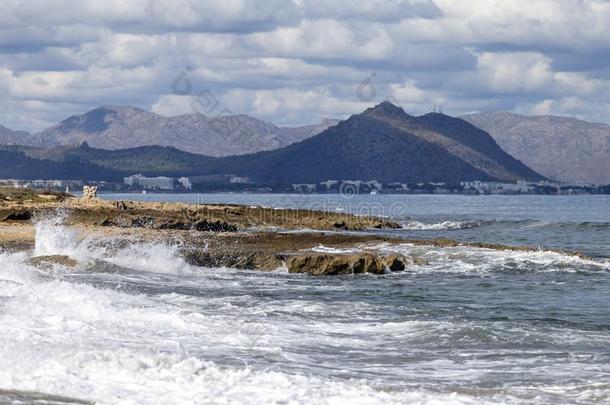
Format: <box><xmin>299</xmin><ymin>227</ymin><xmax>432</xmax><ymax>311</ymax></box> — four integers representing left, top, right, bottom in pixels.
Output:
<box><xmin>29</xmin><ymin>105</ymin><xmax>338</xmax><ymax>157</ymax></box>
<box><xmin>461</xmin><ymin>111</ymin><xmax>610</xmax><ymax>184</ymax></box>
<box><xmin>0</xmin><ymin>102</ymin><xmax>545</xmax><ymax>184</ymax></box>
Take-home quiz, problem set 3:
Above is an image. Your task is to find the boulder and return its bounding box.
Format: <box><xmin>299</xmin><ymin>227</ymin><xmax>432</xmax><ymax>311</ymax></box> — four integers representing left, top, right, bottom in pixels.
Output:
<box><xmin>283</xmin><ymin>253</ymin><xmax>383</xmax><ymax>276</ymax></box>
<box><xmin>382</xmin><ymin>254</ymin><xmax>428</xmax><ymax>271</ymax></box>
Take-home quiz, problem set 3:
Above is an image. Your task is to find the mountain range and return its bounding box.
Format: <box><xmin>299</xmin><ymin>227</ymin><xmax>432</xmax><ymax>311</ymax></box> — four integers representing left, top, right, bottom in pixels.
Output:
<box><xmin>1</xmin><ymin>105</ymin><xmax>338</xmax><ymax>157</ymax></box>
<box><xmin>0</xmin><ymin>125</ymin><xmax>39</xmax><ymax>147</ymax></box>
<box><xmin>461</xmin><ymin>112</ymin><xmax>610</xmax><ymax>184</ymax></box>
<box><xmin>2</xmin><ymin>104</ymin><xmax>608</xmax><ymax>184</ymax></box>
<box><xmin>0</xmin><ymin>102</ymin><xmax>544</xmax><ymax>185</ymax></box>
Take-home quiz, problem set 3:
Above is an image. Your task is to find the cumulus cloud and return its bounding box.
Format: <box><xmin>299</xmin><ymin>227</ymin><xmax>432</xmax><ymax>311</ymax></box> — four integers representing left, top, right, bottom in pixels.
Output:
<box><xmin>1</xmin><ymin>0</ymin><xmax>610</xmax><ymax>131</ymax></box>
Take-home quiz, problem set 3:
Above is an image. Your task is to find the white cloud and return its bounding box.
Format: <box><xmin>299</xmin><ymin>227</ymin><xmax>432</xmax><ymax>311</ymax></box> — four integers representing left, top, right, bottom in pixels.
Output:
<box><xmin>476</xmin><ymin>52</ymin><xmax>554</xmax><ymax>93</ymax></box>
<box><xmin>2</xmin><ymin>0</ymin><xmax>610</xmax><ymax>131</ymax></box>
<box><xmin>151</xmin><ymin>95</ymin><xmax>196</xmax><ymax>117</ymax></box>
<box><xmin>0</xmin><ymin>0</ymin><xmax>303</xmax><ymax>32</ymax></box>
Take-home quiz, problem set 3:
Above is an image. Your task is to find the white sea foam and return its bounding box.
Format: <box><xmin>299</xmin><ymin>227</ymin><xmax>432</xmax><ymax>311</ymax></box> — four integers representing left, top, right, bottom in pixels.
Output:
<box><xmin>310</xmin><ymin>245</ymin><xmax>361</xmax><ymax>254</ymax></box>
<box><xmin>360</xmin><ymin>242</ymin><xmax>610</xmax><ymax>274</ymax></box>
<box><xmin>0</xmin><ymin>248</ymin><xmax>484</xmax><ymax>405</ymax></box>
<box><xmin>0</xmin><ymin>215</ymin><xmax>607</xmax><ymax>404</ymax></box>
<box><xmin>402</xmin><ymin>220</ymin><xmax>480</xmax><ymax>230</ymax></box>
<box><xmin>31</xmin><ymin>213</ymin><xmax>197</xmax><ymax>276</ymax></box>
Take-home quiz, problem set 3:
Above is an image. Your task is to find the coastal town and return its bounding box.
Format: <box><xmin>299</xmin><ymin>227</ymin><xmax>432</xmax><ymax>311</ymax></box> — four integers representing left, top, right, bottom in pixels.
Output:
<box><xmin>1</xmin><ymin>176</ymin><xmax>608</xmax><ymax>195</ymax></box>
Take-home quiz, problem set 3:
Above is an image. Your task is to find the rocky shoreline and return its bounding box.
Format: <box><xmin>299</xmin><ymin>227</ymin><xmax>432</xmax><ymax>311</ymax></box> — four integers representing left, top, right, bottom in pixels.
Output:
<box><xmin>0</xmin><ymin>193</ymin><xmax>591</xmax><ymax>275</ymax></box>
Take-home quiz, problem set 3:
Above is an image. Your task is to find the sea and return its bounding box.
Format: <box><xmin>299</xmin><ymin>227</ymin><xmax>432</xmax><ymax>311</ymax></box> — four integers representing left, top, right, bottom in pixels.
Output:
<box><xmin>0</xmin><ymin>194</ymin><xmax>608</xmax><ymax>404</ymax></box>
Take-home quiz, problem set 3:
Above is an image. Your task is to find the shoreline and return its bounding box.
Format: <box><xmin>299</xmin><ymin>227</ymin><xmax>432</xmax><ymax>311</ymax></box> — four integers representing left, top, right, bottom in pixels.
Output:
<box><xmin>0</xmin><ymin>195</ymin><xmax>594</xmax><ymax>275</ymax></box>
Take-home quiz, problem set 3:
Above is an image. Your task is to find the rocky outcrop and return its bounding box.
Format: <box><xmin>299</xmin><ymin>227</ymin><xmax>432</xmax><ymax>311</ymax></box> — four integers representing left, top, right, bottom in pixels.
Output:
<box><xmin>182</xmin><ymin>250</ymin><xmax>282</xmax><ymax>271</ymax></box>
<box><xmin>0</xmin><ymin>193</ymin><xmax>592</xmax><ymax>277</ymax></box>
<box><xmin>282</xmin><ymin>252</ymin><xmax>427</xmax><ymax>276</ymax></box>
<box><xmin>0</xmin><ymin>197</ymin><xmax>398</xmax><ymax>232</ymax></box>
<box><xmin>284</xmin><ymin>253</ymin><xmax>383</xmax><ymax>275</ymax></box>
<box><xmin>100</xmin><ymin>216</ymin><xmax>238</xmax><ymax>232</ymax></box>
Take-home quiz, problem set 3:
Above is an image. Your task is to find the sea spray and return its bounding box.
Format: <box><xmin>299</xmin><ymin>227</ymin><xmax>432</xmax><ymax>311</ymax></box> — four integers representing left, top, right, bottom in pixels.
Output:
<box><xmin>33</xmin><ymin>209</ymin><xmax>80</xmax><ymax>257</ymax></box>
<box><xmin>31</xmin><ymin>210</ymin><xmax>195</xmax><ymax>276</ymax></box>
<box><xmin>105</xmin><ymin>240</ymin><xmax>195</xmax><ymax>276</ymax></box>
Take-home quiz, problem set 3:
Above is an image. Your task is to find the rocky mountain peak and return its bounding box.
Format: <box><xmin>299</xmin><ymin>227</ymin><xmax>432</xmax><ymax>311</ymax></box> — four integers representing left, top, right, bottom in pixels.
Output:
<box><xmin>363</xmin><ymin>101</ymin><xmax>412</xmax><ymax>120</ymax></box>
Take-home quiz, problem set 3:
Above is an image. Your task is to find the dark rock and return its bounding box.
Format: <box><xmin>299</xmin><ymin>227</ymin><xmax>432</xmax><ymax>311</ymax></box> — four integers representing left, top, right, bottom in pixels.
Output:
<box><xmin>2</xmin><ymin>210</ymin><xmax>32</xmax><ymax>221</ymax></box>
<box><xmin>333</xmin><ymin>220</ymin><xmax>347</xmax><ymax>230</ymax></box>
<box><xmin>157</xmin><ymin>220</ymin><xmax>188</xmax><ymax>230</ymax></box>
<box><xmin>382</xmin><ymin>254</ymin><xmax>429</xmax><ymax>271</ymax></box>
<box><xmin>182</xmin><ymin>249</ymin><xmax>281</xmax><ymax>270</ymax></box>
<box><xmin>192</xmin><ymin>220</ymin><xmax>237</xmax><ymax>232</ymax></box>
<box><xmin>383</xmin><ymin>254</ymin><xmax>407</xmax><ymax>271</ymax></box>
<box><xmin>131</xmin><ymin>217</ymin><xmax>156</xmax><ymax>228</ymax></box>
<box><xmin>115</xmin><ymin>201</ymin><xmax>129</xmax><ymax>210</ymax></box>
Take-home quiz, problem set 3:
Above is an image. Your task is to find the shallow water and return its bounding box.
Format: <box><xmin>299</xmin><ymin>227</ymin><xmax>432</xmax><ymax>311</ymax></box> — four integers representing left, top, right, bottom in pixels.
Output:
<box><xmin>0</xmin><ymin>195</ymin><xmax>608</xmax><ymax>404</ymax></box>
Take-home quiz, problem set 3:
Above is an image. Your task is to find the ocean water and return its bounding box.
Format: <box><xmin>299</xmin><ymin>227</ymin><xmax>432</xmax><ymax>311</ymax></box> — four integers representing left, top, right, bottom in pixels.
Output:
<box><xmin>0</xmin><ymin>194</ymin><xmax>608</xmax><ymax>404</ymax></box>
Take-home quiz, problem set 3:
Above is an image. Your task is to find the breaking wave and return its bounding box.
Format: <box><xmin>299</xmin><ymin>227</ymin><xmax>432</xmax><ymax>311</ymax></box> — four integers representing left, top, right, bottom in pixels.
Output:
<box><xmin>401</xmin><ymin>220</ymin><xmax>481</xmax><ymax>230</ymax></box>
<box><xmin>0</xmin><ymin>213</ymin><xmax>607</xmax><ymax>404</ymax></box>
<box><xmin>400</xmin><ymin>218</ymin><xmax>610</xmax><ymax>232</ymax></box>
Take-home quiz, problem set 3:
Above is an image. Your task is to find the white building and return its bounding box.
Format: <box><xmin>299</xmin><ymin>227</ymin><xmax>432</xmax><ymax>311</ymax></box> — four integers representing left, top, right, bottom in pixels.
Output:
<box><xmin>124</xmin><ymin>174</ymin><xmax>175</xmax><ymax>190</ymax></box>
<box><xmin>178</xmin><ymin>177</ymin><xmax>192</xmax><ymax>190</ymax></box>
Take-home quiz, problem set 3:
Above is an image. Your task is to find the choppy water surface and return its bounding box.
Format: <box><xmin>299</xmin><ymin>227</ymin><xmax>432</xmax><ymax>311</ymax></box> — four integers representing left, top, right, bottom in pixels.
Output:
<box><xmin>103</xmin><ymin>193</ymin><xmax>610</xmax><ymax>258</ymax></box>
<box><xmin>0</xmin><ymin>195</ymin><xmax>608</xmax><ymax>404</ymax></box>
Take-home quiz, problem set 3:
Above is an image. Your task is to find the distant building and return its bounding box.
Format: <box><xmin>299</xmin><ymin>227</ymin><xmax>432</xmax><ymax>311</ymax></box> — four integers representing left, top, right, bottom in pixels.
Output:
<box><xmin>189</xmin><ymin>174</ymin><xmax>251</xmax><ymax>186</ymax></box>
<box><xmin>0</xmin><ymin>179</ymin><xmax>26</xmax><ymax>188</ymax></box>
<box><xmin>460</xmin><ymin>180</ymin><xmax>545</xmax><ymax>195</ymax></box>
<box><xmin>385</xmin><ymin>182</ymin><xmax>409</xmax><ymax>192</ymax></box>
<box><xmin>124</xmin><ymin>174</ymin><xmax>175</xmax><ymax>190</ymax></box>
<box><xmin>230</xmin><ymin>176</ymin><xmax>251</xmax><ymax>184</ymax></box>
<box><xmin>292</xmin><ymin>184</ymin><xmax>317</xmax><ymax>193</ymax></box>
<box><xmin>10</xmin><ymin>179</ymin><xmax>84</xmax><ymax>190</ymax></box>
<box><xmin>178</xmin><ymin>177</ymin><xmax>192</xmax><ymax>190</ymax></box>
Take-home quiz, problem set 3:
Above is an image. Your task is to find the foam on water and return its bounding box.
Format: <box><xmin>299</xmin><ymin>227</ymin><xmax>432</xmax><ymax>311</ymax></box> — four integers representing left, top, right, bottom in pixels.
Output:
<box><xmin>0</xmin><ymin>223</ymin><xmax>485</xmax><ymax>404</ymax></box>
<box><xmin>0</xmin><ymin>215</ymin><xmax>608</xmax><ymax>403</ymax></box>
<box><xmin>402</xmin><ymin>220</ymin><xmax>481</xmax><ymax>231</ymax></box>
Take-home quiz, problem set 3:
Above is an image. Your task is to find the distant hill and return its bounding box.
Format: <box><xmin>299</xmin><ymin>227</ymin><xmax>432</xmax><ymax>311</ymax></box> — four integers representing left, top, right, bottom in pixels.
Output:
<box><xmin>279</xmin><ymin>118</ymin><xmax>340</xmax><ymax>144</ymax></box>
<box><xmin>461</xmin><ymin>112</ymin><xmax>610</xmax><ymax>184</ymax></box>
<box><xmin>0</xmin><ymin>103</ymin><xmax>544</xmax><ymax>184</ymax></box>
<box><xmin>0</xmin><ymin>147</ymin><xmax>122</xmax><ymax>180</ymax></box>
<box><xmin>205</xmin><ymin>102</ymin><xmax>543</xmax><ymax>184</ymax></box>
<box><xmin>0</xmin><ymin>125</ymin><xmax>38</xmax><ymax>147</ymax></box>
<box><xmin>30</xmin><ymin>105</ymin><xmax>335</xmax><ymax>157</ymax></box>
<box><xmin>1</xmin><ymin>143</ymin><xmax>216</xmax><ymax>179</ymax></box>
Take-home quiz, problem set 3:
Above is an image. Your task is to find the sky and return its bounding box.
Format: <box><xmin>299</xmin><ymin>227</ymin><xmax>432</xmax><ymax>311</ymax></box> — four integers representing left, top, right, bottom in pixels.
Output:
<box><xmin>2</xmin><ymin>0</ymin><xmax>610</xmax><ymax>131</ymax></box>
